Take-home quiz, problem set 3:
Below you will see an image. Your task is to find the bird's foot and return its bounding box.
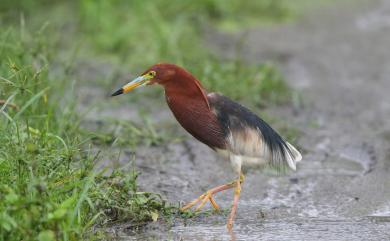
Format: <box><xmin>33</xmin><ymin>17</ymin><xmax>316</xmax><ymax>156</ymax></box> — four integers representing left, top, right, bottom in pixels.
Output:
<box><xmin>180</xmin><ymin>182</ymin><xmax>237</xmax><ymax>212</ymax></box>
<box><xmin>180</xmin><ymin>173</ymin><xmax>244</xmax><ymax>231</ymax></box>
<box><xmin>180</xmin><ymin>190</ymin><xmax>220</xmax><ymax>212</ymax></box>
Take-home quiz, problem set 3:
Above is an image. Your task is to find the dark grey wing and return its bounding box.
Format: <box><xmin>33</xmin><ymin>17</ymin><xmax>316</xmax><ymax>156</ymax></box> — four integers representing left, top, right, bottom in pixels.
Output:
<box><xmin>207</xmin><ymin>92</ymin><xmax>302</xmax><ymax>170</ymax></box>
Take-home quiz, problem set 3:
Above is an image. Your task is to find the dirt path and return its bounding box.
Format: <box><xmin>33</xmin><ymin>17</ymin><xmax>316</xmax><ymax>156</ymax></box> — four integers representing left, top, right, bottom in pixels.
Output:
<box><xmin>98</xmin><ymin>1</ymin><xmax>390</xmax><ymax>240</ymax></box>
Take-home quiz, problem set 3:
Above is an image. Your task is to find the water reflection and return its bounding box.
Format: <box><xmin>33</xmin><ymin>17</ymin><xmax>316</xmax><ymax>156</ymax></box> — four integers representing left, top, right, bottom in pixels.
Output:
<box><xmin>228</xmin><ymin>229</ymin><xmax>237</xmax><ymax>241</ymax></box>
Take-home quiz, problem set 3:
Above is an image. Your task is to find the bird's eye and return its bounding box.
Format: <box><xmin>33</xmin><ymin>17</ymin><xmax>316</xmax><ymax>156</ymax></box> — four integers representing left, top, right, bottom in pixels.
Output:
<box><xmin>149</xmin><ymin>71</ymin><xmax>156</xmax><ymax>77</ymax></box>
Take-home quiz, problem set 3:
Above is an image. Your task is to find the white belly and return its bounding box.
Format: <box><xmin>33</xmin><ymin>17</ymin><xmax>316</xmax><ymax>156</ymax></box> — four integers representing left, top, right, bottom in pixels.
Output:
<box><xmin>216</xmin><ymin>148</ymin><xmax>268</xmax><ymax>174</ymax></box>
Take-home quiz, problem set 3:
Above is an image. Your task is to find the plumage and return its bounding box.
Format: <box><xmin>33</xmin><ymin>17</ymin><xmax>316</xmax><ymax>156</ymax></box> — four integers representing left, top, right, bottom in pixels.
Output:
<box><xmin>162</xmin><ymin>66</ymin><xmax>226</xmax><ymax>150</ymax></box>
<box><xmin>111</xmin><ymin>63</ymin><xmax>302</xmax><ymax>231</ymax></box>
<box><xmin>208</xmin><ymin>93</ymin><xmax>302</xmax><ymax>172</ymax></box>
<box><xmin>162</xmin><ymin>71</ymin><xmax>302</xmax><ymax>172</ymax></box>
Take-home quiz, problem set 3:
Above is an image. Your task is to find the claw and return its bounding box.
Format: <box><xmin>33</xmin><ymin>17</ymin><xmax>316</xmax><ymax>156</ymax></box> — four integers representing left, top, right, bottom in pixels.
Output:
<box><xmin>180</xmin><ymin>174</ymin><xmax>244</xmax><ymax>231</ymax></box>
<box><xmin>209</xmin><ymin>195</ymin><xmax>220</xmax><ymax>210</ymax></box>
<box><xmin>180</xmin><ymin>193</ymin><xmax>206</xmax><ymax>211</ymax></box>
<box><xmin>181</xmin><ymin>191</ymin><xmax>220</xmax><ymax>212</ymax></box>
<box><xmin>195</xmin><ymin>192</ymin><xmax>211</xmax><ymax>211</ymax></box>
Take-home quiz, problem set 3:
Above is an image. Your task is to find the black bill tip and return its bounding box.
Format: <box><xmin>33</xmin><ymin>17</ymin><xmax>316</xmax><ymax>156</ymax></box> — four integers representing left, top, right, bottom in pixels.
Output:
<box><xmin>111</xmin><ymin>88</ymin><xmax>124</xmax><ymax>97</ymax></box>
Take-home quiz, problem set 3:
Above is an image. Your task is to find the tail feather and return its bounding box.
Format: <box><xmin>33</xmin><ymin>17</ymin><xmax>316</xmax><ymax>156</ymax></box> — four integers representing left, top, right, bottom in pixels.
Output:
<box><xmin>284</xmin><ymin>142</ymin><xmax>302</xmax><ymax>170</ymax></box>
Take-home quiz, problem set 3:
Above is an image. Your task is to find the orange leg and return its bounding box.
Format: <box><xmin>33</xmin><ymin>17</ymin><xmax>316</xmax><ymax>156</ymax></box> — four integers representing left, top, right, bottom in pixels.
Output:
<box><xmin>227</xmin><ymin>172</ymin><xmax>244</xmax><ymax>230</ymax></box>
<box><xmin>227</xmin><ymin>179</ymin><xmax>241</xmax><ymax>230</ymax></box>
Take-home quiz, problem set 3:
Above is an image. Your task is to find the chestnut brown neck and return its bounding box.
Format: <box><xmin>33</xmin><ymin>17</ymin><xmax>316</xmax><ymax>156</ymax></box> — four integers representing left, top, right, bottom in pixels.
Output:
<box><xmin>162</xmin><ymin>68</ymin><xmax>210</xmax><ymax>109</ymax></box>
<box><xmin>162</xmin><ymin>74</ymin><xmax>225</xmax><ymax>149</ymax></box>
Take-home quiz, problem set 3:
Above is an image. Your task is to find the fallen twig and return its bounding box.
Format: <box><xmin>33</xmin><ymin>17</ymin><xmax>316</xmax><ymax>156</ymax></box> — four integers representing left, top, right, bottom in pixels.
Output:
<box><xmin>0</xmin><ymin>99</ymin><xmax>20</xmax><ymax>111</ymax></box>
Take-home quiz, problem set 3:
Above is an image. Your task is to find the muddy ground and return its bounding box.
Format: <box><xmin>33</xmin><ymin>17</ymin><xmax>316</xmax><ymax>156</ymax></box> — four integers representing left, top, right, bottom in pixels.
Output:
<box><xmin>81</xmin><ymin>0</ymin><xmax>390</xmax><ymax>240</ymax></box>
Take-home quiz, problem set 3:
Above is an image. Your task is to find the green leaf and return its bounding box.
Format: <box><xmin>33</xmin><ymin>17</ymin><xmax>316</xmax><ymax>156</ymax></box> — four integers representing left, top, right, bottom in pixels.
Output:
<box><xmin>136</xmin><ymin>196</ymin><xmax>148</xmax><ymax>205</ymax></box>
<box><xmin>0</xmin><ymin>213</ymin><xmax>17</xmax><ymax>231</ymax></box>
<box><xmin>150</xmin><ymin>211</ymin><xmax>159</xmax><ymax>222</ymax></box>
<box><xmin>26</xmin><ymin>141</ymin><xmax>39</xmax><ymax>153</ymax></box>
<box><xmin>5</xmin><ymin>192</ymin><xmax>18</xmax><ymax>204</ymax></box>
<box><xmin>48</xmin><ymin>208</ymin><xmax>67</xmax><ymax>220</ymax></box>
<box><xmin>38</xmin><ymin>230</ymin><xmax>55</xmax><ymax>241</ymax></box>
<box><xmin>59</xmin><ymin>195</ymin><xmax>77</xmax><ymax>209</ymax></box>
<box><xmin>14</xmin><ymin>87</ymin><xmax>49</xmax><ymax>120</ymax></box>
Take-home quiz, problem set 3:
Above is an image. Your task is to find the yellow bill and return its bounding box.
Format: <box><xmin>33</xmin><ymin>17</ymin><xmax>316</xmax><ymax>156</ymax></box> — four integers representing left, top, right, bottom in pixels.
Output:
<box><xmin>111</xmin><ymin>75</ymin><xmax>149</xmax><ymax>96</ymax></box>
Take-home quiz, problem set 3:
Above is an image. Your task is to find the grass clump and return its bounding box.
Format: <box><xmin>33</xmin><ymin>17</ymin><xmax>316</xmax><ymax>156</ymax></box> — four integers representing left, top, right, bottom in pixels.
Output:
<box><xmin>88</xmin><ymin>118</ymin><xmax>182</xmax><ymax>148</ymax></box>
<box><xmin>0</xmin><ymin>27</ymin><xmax>170</xmax><ymax>241</ymax></box>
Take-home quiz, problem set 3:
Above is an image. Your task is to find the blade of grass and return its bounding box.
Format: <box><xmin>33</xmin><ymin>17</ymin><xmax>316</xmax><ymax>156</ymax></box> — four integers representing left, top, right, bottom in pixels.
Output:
<box><xmin>13</xmin><ymin>87</ymin><xmax>49</xmax><ymax>120</ymax></box>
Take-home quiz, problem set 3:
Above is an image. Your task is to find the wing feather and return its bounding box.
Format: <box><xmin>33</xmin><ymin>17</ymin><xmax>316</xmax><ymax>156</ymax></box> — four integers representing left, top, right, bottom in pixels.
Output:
<box><xmin>208</xmin><ymin>92</ymin><xmax>302</xmax><ymax>170</ymax></box>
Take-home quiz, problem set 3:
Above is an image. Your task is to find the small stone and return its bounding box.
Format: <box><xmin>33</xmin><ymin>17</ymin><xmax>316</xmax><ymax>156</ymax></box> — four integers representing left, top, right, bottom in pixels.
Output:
<box><xmin>289</xmin><ymin>177</ymin><xmax>299</xmax><ymax>184</ymax></box>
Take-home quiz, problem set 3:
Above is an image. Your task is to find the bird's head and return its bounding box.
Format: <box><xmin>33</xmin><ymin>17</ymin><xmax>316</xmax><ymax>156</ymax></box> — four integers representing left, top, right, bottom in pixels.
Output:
<box><xmin>111</xmin><ymin>63</ymin><xmax>194</xmax><ymax>96</ymax></box>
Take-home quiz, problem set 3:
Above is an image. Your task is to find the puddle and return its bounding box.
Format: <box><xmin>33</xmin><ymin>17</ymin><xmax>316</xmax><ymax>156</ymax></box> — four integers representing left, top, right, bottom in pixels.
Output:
<box><xmin>338</xmin><ymin>144</ymin><xmax>376</xmax><ymax>174</ymax></box>
<box><xmin>367</xmin><ymin>204</ymin><xmax>390</xmax><ymax>222</ymax></box>
<box><xmin>110</xmin><ymin>218</ymin><xmax>390</xmax><ymax>241</ymax></box>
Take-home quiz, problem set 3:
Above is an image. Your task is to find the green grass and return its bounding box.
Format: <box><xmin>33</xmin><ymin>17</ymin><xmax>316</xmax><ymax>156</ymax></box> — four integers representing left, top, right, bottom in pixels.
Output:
<box><xmin>0</xmin><ymin>27</ymin><xmax>171</xmax><ymax>241</ymax></box>
<box><xmin>73</xmin><ymin>0</ymin><xmax>294</xmax><ymax>107</ymax></box>
<box><xmin>87</xmin><ymin>117</ymin><xmax>182</xmax><ymax>148</ymax></box>
<box><xmin>0</xmin><ymin>0</ymin><xmax>317</xmax><ymax>239</ymax></box>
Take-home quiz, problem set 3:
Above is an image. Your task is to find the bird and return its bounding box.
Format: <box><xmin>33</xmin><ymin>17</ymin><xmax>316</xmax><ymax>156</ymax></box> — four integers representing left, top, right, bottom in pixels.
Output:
<box><xmin>111</xmin><ymin>63</ymin><xmax>302</xmax><ymax>230</ymax></box>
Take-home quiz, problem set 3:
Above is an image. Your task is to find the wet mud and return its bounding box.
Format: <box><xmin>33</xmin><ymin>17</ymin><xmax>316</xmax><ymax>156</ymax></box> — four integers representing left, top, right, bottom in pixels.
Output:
<box><xmin>80</xmin><ymin>0</ymin><xmax>390</xmax><ymax>240</ymax></box>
